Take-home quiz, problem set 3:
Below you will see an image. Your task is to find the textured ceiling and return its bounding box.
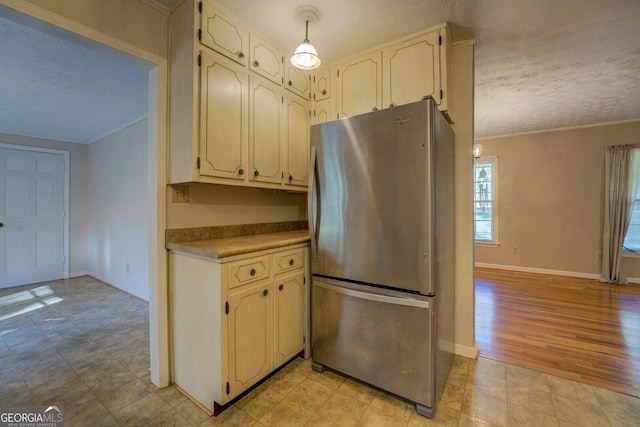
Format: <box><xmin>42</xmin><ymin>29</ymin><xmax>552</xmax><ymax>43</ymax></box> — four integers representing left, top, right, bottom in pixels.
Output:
<box><xmin>1</xmin><ymin>0</ymin><xmax>640</xmax><ymax>143</ymax></box>
<box><xmin>208</xmin><ymin>0</ymin><xmax>640</xmax><ymax>139</ymax></box>
<box><xmin>0</xmin><ymin>5</ymin><xmax>152</xmax><ymax>144</ymax></box>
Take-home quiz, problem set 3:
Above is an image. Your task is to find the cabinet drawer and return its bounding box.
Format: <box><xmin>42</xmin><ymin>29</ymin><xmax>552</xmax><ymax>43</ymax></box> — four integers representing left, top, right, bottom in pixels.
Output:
<box><xmin>228</xmin><ymin>256</ymin><xmax>270</xmax><ymax>289</ymax></box>
<box><xmin>273</xmin><ymin>249</ymin><xmax>305</xmax><ymax>275</ymax></box>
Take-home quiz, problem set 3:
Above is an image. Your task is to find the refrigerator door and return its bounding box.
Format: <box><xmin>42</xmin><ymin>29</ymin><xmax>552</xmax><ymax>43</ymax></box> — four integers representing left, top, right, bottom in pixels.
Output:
<box><xmin>311</xmin><ymin>277</ymin><xmax>436</xmax><ymax>408</ymax></box>
<box><xmin>309</xmin><ymin>98</ymin><xmax>453</xmax><ymax>294</ymax></box>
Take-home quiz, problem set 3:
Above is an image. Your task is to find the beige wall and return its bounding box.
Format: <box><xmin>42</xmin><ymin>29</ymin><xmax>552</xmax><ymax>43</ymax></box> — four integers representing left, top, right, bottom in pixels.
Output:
<box><xmin>475</xmin><ymin>121</ymin><xmax>640</xmax><ymax>280</ymax></box>
<box><xmin>166</xmin><ymin>184</ymin><xmax>307</xmax><ymax>229</ymax></box>
<box><xmin>451</xmin><ymin>41</ymin><xmax>477</xmax><ymax>357</ymax></box>
<box><xmin>20</xmin><ymin>0</ymin><xmax>169</xmax><ymax>58</ymax></box>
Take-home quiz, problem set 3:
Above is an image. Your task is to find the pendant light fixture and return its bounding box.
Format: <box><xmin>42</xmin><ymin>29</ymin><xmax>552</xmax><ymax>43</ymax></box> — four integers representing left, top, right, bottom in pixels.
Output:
<box><xmin>291</xmin><ymin>6</ymin><xmax>321</xmax><ymax>70</ymax></box>
<box><xmin>473</xmin><ymin>143</ymin><xmax>483</xmax><ymax>159</ymax></box>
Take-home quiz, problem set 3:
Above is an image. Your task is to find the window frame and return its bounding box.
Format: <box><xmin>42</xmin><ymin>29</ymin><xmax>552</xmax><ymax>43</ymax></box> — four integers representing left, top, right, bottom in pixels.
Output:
<box><xmin>474</xmin><ymin>156</ymin><xmax>499</xmax><ymax>245</ymax></box>
<box><xmin>622</xmin><ymin>168</ymin><xmax>640</xmax><ymax>256</ymax></box>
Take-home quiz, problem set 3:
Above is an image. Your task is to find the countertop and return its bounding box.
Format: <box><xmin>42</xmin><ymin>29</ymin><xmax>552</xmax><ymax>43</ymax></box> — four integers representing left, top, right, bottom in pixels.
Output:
<box><xmin>166</xmin><ymin>229</ymin><xmax>310</xmax><ymax>260</ymax></box>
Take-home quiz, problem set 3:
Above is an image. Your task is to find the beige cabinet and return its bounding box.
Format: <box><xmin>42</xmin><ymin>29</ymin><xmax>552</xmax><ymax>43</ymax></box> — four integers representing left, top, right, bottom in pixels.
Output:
<box><xmin>284</xmin><ymin>94</ymin><xmax>310</xmax><ymax>188</ymax></box>
<box><xmin>199</xmin><ymin>0</ymin><xmax>249</xmax><ymax>66</ymax></box>
<box><xmin>250</xmin><ymin>33</ymin><xmax>284</xmax><ymax>85</ymax></box>
<box><xmin>336</xmin><ymin>51</ymin><xmax>382</xmax><ymax>118</ymax></box>
<box><xmin>249</xmin><ymin>75</ymin><xmax>283</xmax><ymax>184</ymax></box>
<box><xmin>383</xmin><ymin>28</ymin><xmax>449</xmax><ymax>113</ymax></box>
<box><xmin>228</xmin><ymin>280</ymin><xmax>272</xmax><ymax>399</ymax></box>
<box><xmin>171</xmin><ymin>244</ymin><xmax>308</xmax><ymax>413</ymax></box>
<box><xmin>312</xmin><ymin>66</ymin><xmax>332</xmax><ymax>102</ymax></box>
<box><xmin>312</xmin><ymin>98</ymin><xmax>333</xmax><ymax>125</ymax></box>
<box><xmin>169</xmin><ymin>0</ymin><xmax>311</xmax><ymax>189</ymax></box>
<box><xmin>284</xmin><ymin>62</ymin><xmax>310</xmax><ymax>100</ymax></box>
<box><xmin>274</xmin><ymin>270</ymin><xmax>305</xmax><ymax>366</ymax></box>
<box><xmin>199</xmin><ymin>49</ymin><xmax>248</xmax><ymax>180</ymax></box>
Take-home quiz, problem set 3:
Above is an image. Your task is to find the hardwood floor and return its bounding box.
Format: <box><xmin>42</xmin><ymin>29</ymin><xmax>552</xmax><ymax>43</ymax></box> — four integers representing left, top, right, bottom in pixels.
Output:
<box><xmin>475</xmin><ymin>267</ymin><xmax>640</xmax><ymax>398</ymax></box>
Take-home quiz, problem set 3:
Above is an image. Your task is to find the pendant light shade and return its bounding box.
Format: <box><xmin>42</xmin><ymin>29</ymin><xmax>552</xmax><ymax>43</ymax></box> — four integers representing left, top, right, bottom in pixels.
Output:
<box><xmin>291</xmin><ymin>6</ymin><xmax>321</xmax><ymax>70</ymax></box>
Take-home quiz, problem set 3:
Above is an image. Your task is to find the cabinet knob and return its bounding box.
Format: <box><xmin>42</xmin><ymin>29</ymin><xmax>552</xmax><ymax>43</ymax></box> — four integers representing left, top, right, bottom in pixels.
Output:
<box><xmin>0</xmin><ymin>222</ymin><xmax>3</xmax><ymax>228</ymax></box>
<box><xmin>250</xmin><ymin>268</ymin><xmax>256</xmax><ymax>276</ymax></box>
<box><xmin>279</xmin><ymin>284</ymin><xmax>284</xmax><ymax>291</ymax></box>
<box><xmin>288</xmin><ymin>80</ymin><xmax>292</xmax><ymax>86</ymax></box>
<box><xmin>254</xmin><ymin>169</ymin><xmax>260</xmax><ymax>177</ymax></box>
<box><xmin>322</xmin><ymin>89</ymin><xmax>327</xmax><ymax>95</ymax></box>
<box><xmin>237</xmin><ymin>51</ymin><xmax>244</xmax><ymax>59</ymax></box>
<box><xmin>238</xmin><ymin>168</ymin><xmax>244</xmax><ymax>176</ymax></box>
<box><xmin>289</xmin><ymin>259</ymin><xmax>294</xmax><ymax>266</ymax></box>
<box><xmin>288</xmin><ymin>174</ymin><xmax>293</xmax><ymax>181</ymax></box>
<box><xmin>372</xmin><ymin>106</ymin><xmax>378</xmax><ymax>112</ymax></box>
<box><xmin>263</xmin><ymin>289</ymin><xmax>269</xmax><ymax>296</ymax></box>
<box><xmin>389</xmin><ymin>103</ymin><xmax>397</xmax><ymax>108</ymax></box>
<box><xmin>253</xmin><ymin>60</ymin><xmax>259</xmax><ymax>67</ymax></box>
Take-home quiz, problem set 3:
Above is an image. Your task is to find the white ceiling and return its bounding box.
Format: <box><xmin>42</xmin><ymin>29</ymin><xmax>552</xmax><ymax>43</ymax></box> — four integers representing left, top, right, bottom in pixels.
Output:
<box><xmin>1</xmin><ymin>0</ymin><xmax>639</xmax><ymax>143</ymax></box>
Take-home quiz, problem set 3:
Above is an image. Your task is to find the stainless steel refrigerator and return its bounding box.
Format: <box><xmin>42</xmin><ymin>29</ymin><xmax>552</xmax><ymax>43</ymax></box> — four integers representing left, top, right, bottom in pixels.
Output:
<box><xmin>308</xmin><ymin>97</ymin><xmax>455</xmax><ymax>418</ymax></box>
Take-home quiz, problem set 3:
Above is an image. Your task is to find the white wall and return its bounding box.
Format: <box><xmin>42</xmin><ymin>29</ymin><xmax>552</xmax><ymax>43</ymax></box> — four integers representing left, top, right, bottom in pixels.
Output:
<box><xmin>87</xmin><ymin>119</ymin><xmax>149</xmax><ymax>299</ymax></box>
<box><xmin>0</xmin><ymin>132</ymin><xmax>89</xmax><ymax>275</ymax></box>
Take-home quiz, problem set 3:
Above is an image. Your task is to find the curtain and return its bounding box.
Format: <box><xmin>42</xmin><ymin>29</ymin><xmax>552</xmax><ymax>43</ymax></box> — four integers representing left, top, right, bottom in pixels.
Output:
<box><xmin>600</xmin><ymin>145</ymin><xmax>640</xmax><ymax>284</ymax></box>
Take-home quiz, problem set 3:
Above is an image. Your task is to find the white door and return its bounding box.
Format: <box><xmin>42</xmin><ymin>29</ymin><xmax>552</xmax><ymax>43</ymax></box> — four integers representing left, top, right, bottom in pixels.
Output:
<box><xmin>0</xmin><ymin>145</ymin><xmax>67</xmax><ymax>288</ymax></box>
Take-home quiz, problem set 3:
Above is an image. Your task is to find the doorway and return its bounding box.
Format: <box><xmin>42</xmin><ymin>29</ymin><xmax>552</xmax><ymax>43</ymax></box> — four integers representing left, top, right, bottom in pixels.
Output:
<box><xmin>0</xmin><ymin>3</ymin><xmax>168</xmax><ymax>387</ymax></box>
<box><xmin>0</xmin><ymin>144</ymin><xmax>69</xmax><ymax>289</ymax></box>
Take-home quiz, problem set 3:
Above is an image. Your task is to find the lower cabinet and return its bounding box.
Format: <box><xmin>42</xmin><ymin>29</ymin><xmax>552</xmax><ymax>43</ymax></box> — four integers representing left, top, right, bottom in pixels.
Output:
<box><xmin>171</xmin><ymin>244</ymin><xmax>308</xmax><ymax>413</ymax></box>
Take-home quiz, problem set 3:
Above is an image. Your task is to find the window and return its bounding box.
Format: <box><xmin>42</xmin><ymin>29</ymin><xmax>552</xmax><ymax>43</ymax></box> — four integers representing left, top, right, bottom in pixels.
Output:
<box><xmin>623</xmin><ymin>150</ymin><xmax>640</xmax><ymax>252</ymax></box>
<box><xmin>474</xmin><ymin>157</ymin><xmax>498</xmax><ymax>243</ymax></box>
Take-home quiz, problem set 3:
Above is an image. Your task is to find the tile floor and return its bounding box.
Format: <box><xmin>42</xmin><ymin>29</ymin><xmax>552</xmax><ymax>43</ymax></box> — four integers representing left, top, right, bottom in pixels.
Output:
<box><xmin>1</xmin><ymin>276</ymin><xmax>639</xmax><ymax>426</ymax></box>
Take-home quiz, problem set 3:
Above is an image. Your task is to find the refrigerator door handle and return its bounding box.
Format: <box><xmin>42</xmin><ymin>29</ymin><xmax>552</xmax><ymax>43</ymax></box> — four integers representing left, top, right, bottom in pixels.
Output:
<box><xmin>307</xmin><ymin>146</ymin><xmax>318</xmax><ymax>258</ymax></box>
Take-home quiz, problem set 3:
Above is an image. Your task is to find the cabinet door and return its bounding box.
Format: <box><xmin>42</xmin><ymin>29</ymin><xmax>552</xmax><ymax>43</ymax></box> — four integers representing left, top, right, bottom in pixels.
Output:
<box><xmin>284</xmin><ymin>62</ymin><xmax>310</xmax><ymax>99</ymax></box>
<box><xmin>273</xmin><ymin>271</ymin><xmax>305</xmax><ymax>367</ymax></box>
<box><xmin>200</xmin><ymin>0</ymin><xmax>249</xmax><ymax>67</ymax></box>
<box><xmin>284</xmin><ymin>94</ymin><xmax>310</xmax><ymax>188</ymax></box>
<box><xmin>383</xmin><ymin>30</ymin><xmax>441</xmax><ymax>108</ymax></box>
<box><xmin>228</xmin><ymin>281</ymin><xmax>272</xmax><ymax>399</ymax></box>
<box><xmin>336</xmin><ymin>51</ymin><xmax>382</xmax><ymax>118</ymax></box>
<box><xmin>312</xmin><ymin>98</ymin><xmax>333</xmax><ymax>124</ymax></box>
<box><xmin>199</xmin><ymin>50</ymin><xmax>248</xmax><ymax>180</ymax></box>
<box><xmin>249</xmin><ymin>75</ymin><xmax>283</xmax><ymax>184</ymax></box>
<box><xmin>312</xmin><ymin>66</ymin><xmax>332</xmax><ymax>101</ymax></box>
<box><xmin>250</xmin><ymin>33</ymin><xmax>284</xmax><ymax>85</ymax></box>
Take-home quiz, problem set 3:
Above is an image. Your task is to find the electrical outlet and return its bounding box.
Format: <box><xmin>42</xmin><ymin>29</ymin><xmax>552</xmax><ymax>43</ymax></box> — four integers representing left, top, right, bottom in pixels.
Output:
<box><xmin>172</xmin><ymin>185</ymin><xmax>190</xmax><ymax>203</ymax></box>
<box><xmin>597</xmin><ymin>252</ymin><xmax>603</xmax><ymax>260</ymax></box>
<box><xmin>513</xmin><ymin>247</ymin><xmax>518</xmax><ymax>254</ymax></box>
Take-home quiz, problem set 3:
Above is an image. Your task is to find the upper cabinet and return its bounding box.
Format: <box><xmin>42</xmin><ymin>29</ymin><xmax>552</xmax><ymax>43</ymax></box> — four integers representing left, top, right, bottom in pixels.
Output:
<box><xmin>336</xmin><ymin>51</ymin><xmax>383</xmax><ymax>118</ymax></box>
<box><xmin>312</xmin><ymin>66</ymin><xmax>332</xmax><ymax>102</ymax></box>
<box><xmin>382</xmin><ymin>27</ymin><xmax>450</xmax><ymax>116</ymax></box>
<box><xmin>169</xmin><ymin>0</ymin><xmax>310</xmax><ymax>190</ymax></box>
<box><xmin>250</xmin><ymin>33</ymin><xmax>284</xmax><ymax>85</ymax></box>
<box><xmin>313</xmin><ymin>23</ymin><xmax>453</xmax><ymax>122</ymax></box>
<box><xmin>199</xmin><ymin>49</ymin><xmax>248</xmax><ymax>181</ymax></box>
<box><xmin>199</xmin><ymin>0</ymin><xmax>249</xmax><ymax>67</ymax></box>
<box><xmin>284</xmin><ymin>94</ymin><xmax>310</xmax><ymax>187</ymax></box>
<box><xmin>284</xmin><ymin>62</ymin><xmax>310</xmax><ymax>100</ymax></box>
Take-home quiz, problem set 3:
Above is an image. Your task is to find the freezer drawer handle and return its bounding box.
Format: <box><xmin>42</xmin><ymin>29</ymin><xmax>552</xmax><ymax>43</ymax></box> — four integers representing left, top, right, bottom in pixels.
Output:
<box><xmin>314</xmin><ymin>281</ymin><xmax>430</xmax><ymax>309</ymax></box>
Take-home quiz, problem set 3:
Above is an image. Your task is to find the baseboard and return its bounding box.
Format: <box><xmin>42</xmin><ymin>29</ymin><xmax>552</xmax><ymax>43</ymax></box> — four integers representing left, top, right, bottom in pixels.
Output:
<box><xmin>454</xmin><ymin>342</ymin><xmax>479</xmax><ymax>359</ymax></box>
<box><xmin>85</xmin><ymin>272</ymin><xmax>149</xmax><ymax>302</ymax></box>
<box><xmin>475</xmin><ymin>262</ymin><xmax>640</xmax><ymax>284</ymax></box>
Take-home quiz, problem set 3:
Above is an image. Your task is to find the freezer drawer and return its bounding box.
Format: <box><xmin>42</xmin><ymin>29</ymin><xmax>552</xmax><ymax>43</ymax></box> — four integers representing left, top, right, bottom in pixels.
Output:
<box><xmin>311</xmin><ymin>277</ymin><xmax>436</xmax><ymax>408</ymax></box>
